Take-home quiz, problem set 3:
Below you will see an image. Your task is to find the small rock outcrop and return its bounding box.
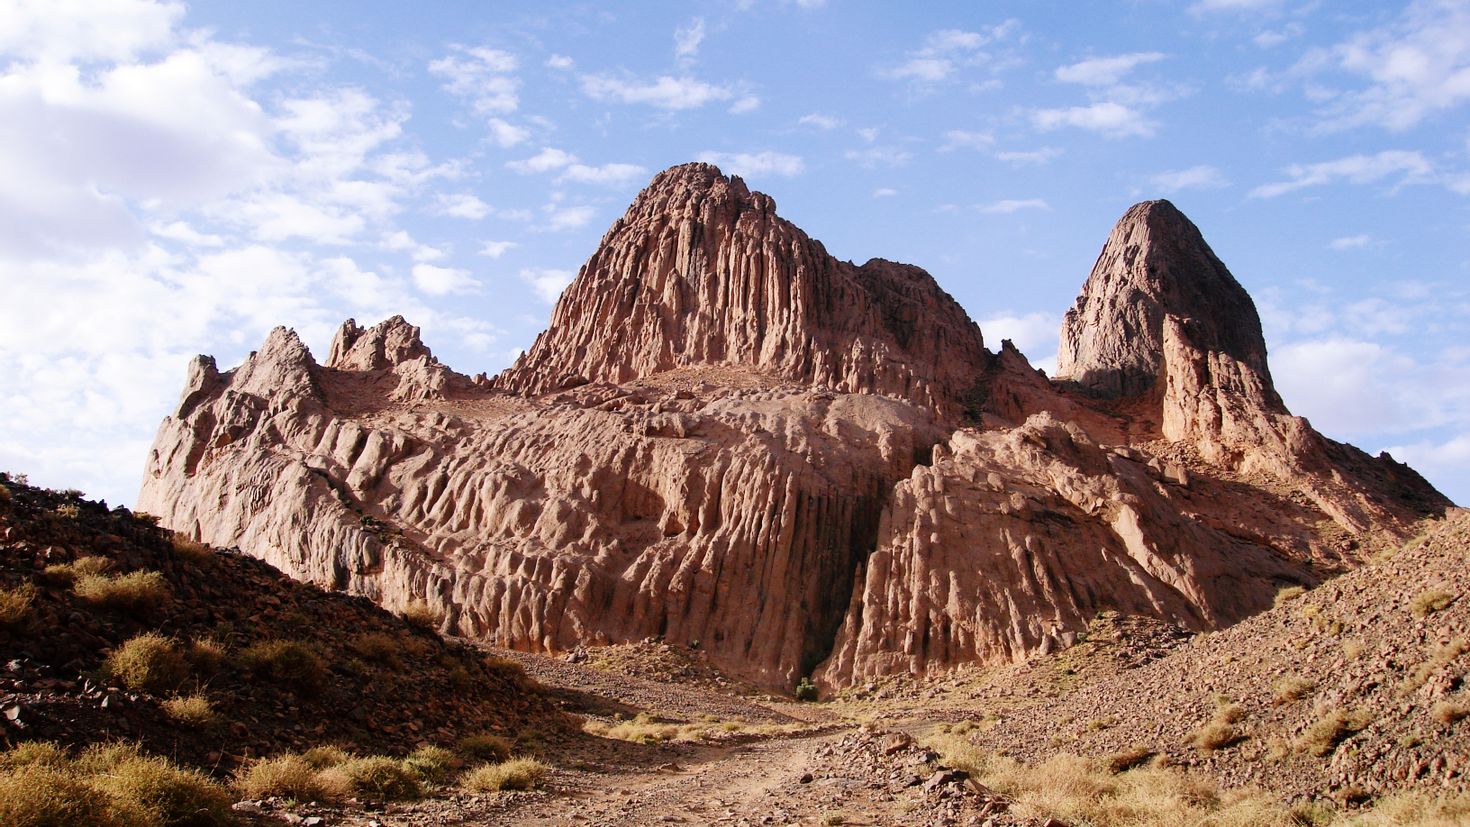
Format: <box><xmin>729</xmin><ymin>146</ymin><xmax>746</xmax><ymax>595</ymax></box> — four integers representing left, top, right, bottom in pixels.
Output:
<box><xmin>139</xmin><ymin>165</ymin><xmax>1451</xmax><ymax>692</ymax></box>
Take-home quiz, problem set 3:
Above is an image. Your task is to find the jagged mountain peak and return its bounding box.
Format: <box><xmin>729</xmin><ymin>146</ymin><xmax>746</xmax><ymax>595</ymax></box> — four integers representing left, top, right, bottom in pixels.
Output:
<box><xmin>1056</xmin><ymin>199</ymin><xmax>1273</xmax><ymax>401</ymax></box>
<box><xmin>493</xmin><ymin>164</ymin><xmax>988</xmax><ymax>416</ymax></box>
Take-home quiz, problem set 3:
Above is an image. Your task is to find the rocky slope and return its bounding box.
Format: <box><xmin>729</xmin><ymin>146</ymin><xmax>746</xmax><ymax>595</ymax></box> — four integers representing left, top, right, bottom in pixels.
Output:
<box><xmin>139</xmin><ymin>164</ymin><xmax>1450</xmax><ymax>693</ymax></box>
<box><xmin>963</xmin><ymin>508</ymin><xmax>1470</xmax><ymax>803</ymax></box>
<box><xmin>0</xmin><ymin>474</ymin><xmax>564</xmax><ymax>770</ymax></box>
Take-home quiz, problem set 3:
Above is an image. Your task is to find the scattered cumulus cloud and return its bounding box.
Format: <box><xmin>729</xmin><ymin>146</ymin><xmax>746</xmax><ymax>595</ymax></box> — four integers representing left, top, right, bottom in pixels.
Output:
<box><xmin>978</xmin><ymin>311</ymin><xmax>1060</xmax><ymax>368</ymax></box>
<box><xmin>479</xmin><ymin>240</ymin><xmax>517</xmax><ymax>258</ymax></box>
<box><xmin>1032</xmin><ymin>102</ymin><xmax>1156</xmax><ymax>138</ymax></box>
<box><xmin>1329</xmin><ymin>234</ymin><xmax>1374</xmax><ymax>250</ymax></box>
<box><xmin>994</xmin><ymin>147</ymin><xmax>1062</xmax><ymax>165</ymax></box>
<box><xmin>412</xmin><ymin>263</ymin><xmax>479</xmax><ymax>295</ymax></box>
<box><xmin>729</xmin><ymin>95</ymin><xmax>761</xmax><ymax>114</ymax></box>
<box><xmin>429</xmin><ymin>46</ymin><xmax>519</xmax><ymax>114</ymax></box>
<box><xmin>1190</xmin><ymin>0</ymin><xmax>1282</xmax><ymax>13</ymax></box>
<box><xmin>581</xmin><ymin>74</ymin><xmax>733</xmax><ymax>110</ymax></box>
<box><xmin>1148</xmin><ymin>165</ymin><xmax>1229</xmax><ymax>193</ymax></box>
<box><xmin>980</xmin><ymin>198</ymin><xmax>1049</xmax><ymax>214</ymax></box>
<box><xmin>546</xmin><ymin>54</ymin><xmax>573</xmax><ymax>70</ymax></box>
<box><xmin>1055</xmin><ymin>52</ymin><xmax>1165</xmax><ymax>86</ymax></box>
<box><xmin>878</xmin><ymin>21</ymin><xmax>1021</xmax><ymax>85</ymax></box>
<box><xmin>798</xmin><ymin>113</ymin><xmax>843</xmax><ymax>129</ymax></box>
<box><xmin>1250</xmin><ymin>150</ymin><xmax>1432</xmax><ymax>198</ymax></box>
<box><xmin>436</xmin><ymin>193</ymin><xmax>491</xmax><ymax>219</ymax></box>
<box><xmin>844</xmin><ymin>147</ymin><xmax>912</xmax><ymax>168</ymax></box>
<box><xmin>696</xmin><ymin>150</ymin><xmax>805</xmax><ymax>177</ymax></box>
<box><xmin>939</xmin><ymin>130</ymin><xmax>994</xmax><ymax>151</ymax></box>
<box><xmin>518</xmin><ymin>268</ymin><xmax>575</xmax><ymax>303</ymax></box>
<box><xmin>542</xmin><ymin>203</ymin><xmax>596</xmax><ymax>231</ymax></box>
<box><xmin>873</xmin><ymin>187</ymin><xmax>898</xmax><ymax>198</ymax></box>
<box><xmin>507</xmin><ymin>147</ymin><xmax>578</xmax><ymax>174</ymax></box>
<box><xmin>486</xmin><ymin>118</ymin><xmax>529</xmax><ymax>148</ymax></box>
<box><xmin>558</xmin><ymin>162</ymin><xmax>648</xmax><ymax>186</ymax></box>
<box><xmin>674</xmin><ymin>18</ymin><xmax>706</xmax><ymax>62</ymax></box>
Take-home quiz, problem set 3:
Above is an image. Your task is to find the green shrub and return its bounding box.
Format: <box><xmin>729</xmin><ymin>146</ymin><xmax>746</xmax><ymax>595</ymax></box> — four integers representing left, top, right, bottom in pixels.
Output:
<box><xmin>74</xmin><ymin>570</ymin><xmax>169</xmax><ymax>614</ymax></box>
<box><xmin>317</xmin><ymin>756</ymin><xmax>421</xmax><ymax>800</ymax></box>
<box><xmin>237</xmin><ymin>640</ymin><xmax>327</xmax><ymax>695</ymax></box>
<box><xmin>461</xmin><ymin>758</ymin><xmax>549</xmax><ymax>792</ymax></box>
<box><xmin>105</xmin><ymin>633</ymin><xmax>188</xmax><ymax>694</ymax></box>
<box><xmin>795</xmin><ymin>677</ymin><xmax>819</xmax><ymax>702</ymax></box>
<box><xmin>0</xmin><ymin>583</ymin><xmax>35</xmax><ymax>629</ymax></box>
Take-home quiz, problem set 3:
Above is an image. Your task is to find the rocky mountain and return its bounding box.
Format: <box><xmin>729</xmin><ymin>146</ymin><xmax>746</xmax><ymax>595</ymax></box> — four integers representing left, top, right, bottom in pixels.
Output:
<box><xmin>138</xmin><ymin>163</ymin><xmax>1451</xmax><ymax>693</ymax></box>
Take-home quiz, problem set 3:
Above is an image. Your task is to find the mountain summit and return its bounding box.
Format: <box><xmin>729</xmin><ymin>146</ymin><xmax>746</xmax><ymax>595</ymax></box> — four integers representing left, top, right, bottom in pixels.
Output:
<box><xmin>139</xmin><ymin>165</ymin><xmax>1450</xmax><ymax>692</ymax></box>
<box><xmin>494</xmin><ymin>163</ymin><xmax>989</xmax><ymax>418</ymax></box>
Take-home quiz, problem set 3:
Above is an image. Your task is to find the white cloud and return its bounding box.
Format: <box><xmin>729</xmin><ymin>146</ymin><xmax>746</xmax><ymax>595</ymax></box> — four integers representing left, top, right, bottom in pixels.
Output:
<box><xmin>382</xmin><ymin>230</ymin><xmax>444</xmax><ymax>262</ymax></box>
<box><xmin>1190</xmin><ymin>0</ymin><xmax>1282</xmax><ymax>11</ymax></box>
<box><xmin>980</xmin><ymin>198</ymin><xmax>1049</xmax><ymax>214</ymax></box>
<box><xmin>479</xmin><ymin>240</ymin><xmax>517</xmax><ymax>258</ymax></box>
<box><xmin>558</xmin><ymin>163</ymin><xmax>648</xmax><ymax>186</ymax></box>
<box><xmin>873</xmin><ymin>187</ymin><xmax>898</xmax><ymax>198</ymax></box>
<box><xmin>1032</xmin><ymin>102</ymin><xmax>1156</xmax><ymax>138</ymax></box>
<box><xmin>0</xmin><ymin>0</ymin><xmax>184</xmax><ymax>62</ymax></box>
<box><xmin>1329</xmin><ymin>234</ymin><xmax>1374</xmax><ymax>250</ymax></box>
<box><xmin>487</xmin><ymin>118</ymin><xmax>529</xmax><ymax>148</ymax></box>
<box><xmin>1250</xmin><ymin>150</ymin><xmax>1432</xmax><ymax>198</ymax></box>
<box><xmin>798</xmin><ymin>113</ymin><xmax>843</xmax><ymax>129</ymax></box>
<box><xmin>978</xmin><ymin>311</ymin><xmax>1060</xmax><ymax>366</ymax></box>
<box><xmin>412</xmin><ymin>263</ymin><xmax>480</xmax><ymax>296</ymax></box>
<box><xmin>1055</xmin><ymin>52</ymin><xmax>1165</xmax><ymax>86</ymax></box>
<box><xmin>940</xmin><ymin>130</ymin><xmax>994</xmax><ymax>151</ymax></box>
<box><xmin>436</xmin><ymin>193</ymin><xmax>490</xmax><ymax>219</ymax></box>
<box><xmin>149</xmin><ymin>220</ymin><xmax>222</xmax><ymax>247</ymax></box>
<box><xmin>728</xmin><ymin>95</ymin><xmax>761</xmax><ymax>114</ymax></box>
<box><xmin>429</xmin><ymin>46</ymin><xmax>519</xmax><ymax>114</ymax></box>
<box><xmin>546</xmin><ymin>54</ymin><xmax>574</xmax><ymax>70</ymax></box>
<box><xmin>1292</xmin><ymin>0</ymin><xmax>1470</xmax><ymax>132</ymax></box>
<box><xmin>519</xmin><ymin>268</ymin><xmax>576</xmax><ymax>303</ymax></box>
<box><xmin>878</xmin><ymin>21</ymin><xmax>1021</xmax><ymax>85</ymax></box>
<box><xmin>1148</xmin><ymin>165</ymin><xmax>1229</xmax><ymax>193</ymax></box>
<box><xmin>543</xmin><ymin>204</ymin><xmax>596</xmax><ymax>231</ymax></box>
<box><xmin>581</xmin><ymin>74</ymin><xmax>733</xmax><ymax>109</ymax></box>
<box><xmin>1383</xmin><ymin>433</ymin><xmax>1470</xmax><ymax>503</ymax></box>
<box><xmin>843</xmin><ymin>147</ymin><xmax>912</xmax><ymax>168</ymax></box>
<box><xmin>696</xmin><ymin>150</ymin><xmax>805</xmax><ymax>177</ymax></box>
<box><xmin>674</xmin><ymin>18</ymin><xmax>706</xmax><ymax>62</ymax></box>
<box><xmin>994</xmin><ymin>147</ymin><xmax>1062</xmax><ymax>165</ymax></box>
<box><xmin>507</xmin><ymin>147</ymin><xmax>578</xmax><ymax>174</ymax></box>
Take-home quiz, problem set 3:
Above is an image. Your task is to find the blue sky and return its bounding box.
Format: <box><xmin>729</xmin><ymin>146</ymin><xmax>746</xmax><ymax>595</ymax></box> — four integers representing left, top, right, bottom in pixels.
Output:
<box><xmin>1</xmin><ymin>0</ymin><xmax>1468</xmax><ymax>507</ymax></box>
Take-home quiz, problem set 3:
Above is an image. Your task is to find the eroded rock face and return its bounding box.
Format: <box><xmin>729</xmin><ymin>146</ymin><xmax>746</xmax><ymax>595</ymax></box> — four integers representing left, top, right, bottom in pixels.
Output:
<box><xmin>493</xmin><ymin>163</ymin><xmax>990</xmax><ymax>420</ymax></box>
<box><xmin>139</xmin><ymin>165</ymin><xmax>1451</xmax><ymax>692</ymax></box>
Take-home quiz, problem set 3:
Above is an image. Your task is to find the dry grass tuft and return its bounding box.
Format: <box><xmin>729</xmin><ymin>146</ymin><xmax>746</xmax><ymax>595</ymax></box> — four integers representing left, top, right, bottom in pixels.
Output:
<box><xmin>169</xmin><ymin>534</ymin><xmax>214</xmax><ymax>565</ymax></box>
<box><xmin>1272</xmin><ymin>675</ymin><xmax>1317</xmax><ymax>705</ymax></box>
<box><xmin>236</xmin><ymin>754</ymin><xmax>334</xmax><ymax>801</ymax></box>
<box><xmin>456</xmin><ymin>733</ymin><xmax>512</xmax><ymax>762</ymax></box>
<box><xmin>461</xmin><ymin>757</ymin><xmax>550</xmax><ymax>792</ymax></box>
<box><xmin>1105</xmin><ymin>745</ymin><xmax>1156</xmax><ymax>774</ymax></box>
<box><xmin>1410</xmin><ymin>588</ymin><xmax>1454</xmax><ymax>618</ymax></box>
<box><xmin>350</xmin><ymin>632</ymin><xmax>404</xmax><ymax>669</ymax></box>
<box><xmin>1273</xmin><ymin>586</ymin><xmax>1306</xmax><ymax>608</ymax></box>
<box><xmin>0</xmin><ymin>741</ymin><xmax>70</xmax><ymax>770</ymax></box>
<box><xmin>238</xmin><ymin>639</ymin><xmax>327</xmax><ymax>695</ymax></box>
<box><xmin>1189</xmin><ymin>699</ymin><xmax>1245</xmax><ymax>753</ymax></box>
<box><xmin>104</xmin><ymin>633</ymin><xmax>188</xmax><ymax>694</ymax></box>
<box><xmin>161</xmin><ymin>694</ymin><xmax>214</xmax><ymax>727</ymax></box>
<box><xmin>403</xmin><ymin>745</ymin><xmax>462</xmax><ymax>783</ymax></box>
<box><xmin>400</xmin><ymin>600</ymin><xmax>443</xmax><ymax>631</ymax></box>
<box><xmin>0</xmin><ymin>762</ymin><xmax>132</xmax><ymax>827</ymax></box>
<box><xmin>0</xmin><ymin>583</ymin><xmax>36</xmax><ymax>629</ymax></box>
<box><xmin>87</xmin><ymin>750</ymin><xmax>234</xmax><ymax>826</ymax></box>
<box><xmin>1432</xmin><ymin>698</ymin><xmax>1470</xmax><ymax>725</ymax></box>
<box><xmin>1403</xmin><ymin>638</ymin><xmax>1469</xmax><ymax>693</ymax></box>
<box><xmin>1297</xmin><ymin>708</ymin><xmax>1372</xmax><ymax>757</ymax></box>
<box><xmin>317</xmin><ymin>756</ymin><xmax>422</xmax><ymax>801</ymax></box>
<box><xmin>1338</xmin><ymin>790</ymin><xmax>1470</xmax><ymax>825</ymax></box>
<box><xmin>300</xmin><ymin>745</ymin><xmax>352</xmax><ymax>770</ymax></box>
<box><xmin>74</xmin><ymin>570</ymin><xmax>169</xmax><ymax>614</ymax></box>
<box><xmin>185</xmin><ymin>637</ymin><xmax>226</xmax><ymax>674</ymax></box>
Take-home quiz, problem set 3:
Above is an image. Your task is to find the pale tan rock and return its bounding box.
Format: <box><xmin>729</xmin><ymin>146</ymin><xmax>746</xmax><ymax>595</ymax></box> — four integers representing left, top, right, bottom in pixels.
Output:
<box><xmin>139</xmin><ymin>167</ymin><xmax>1451</xmax><ymax>692</ymax></box>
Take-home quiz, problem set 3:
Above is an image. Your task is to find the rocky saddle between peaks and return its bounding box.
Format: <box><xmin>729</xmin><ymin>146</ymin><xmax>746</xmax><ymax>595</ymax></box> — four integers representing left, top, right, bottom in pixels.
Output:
<box><xmin>139</xmin><ymin>163</ymin><xmax>1450</xmax><ymax>693</ymax></box>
